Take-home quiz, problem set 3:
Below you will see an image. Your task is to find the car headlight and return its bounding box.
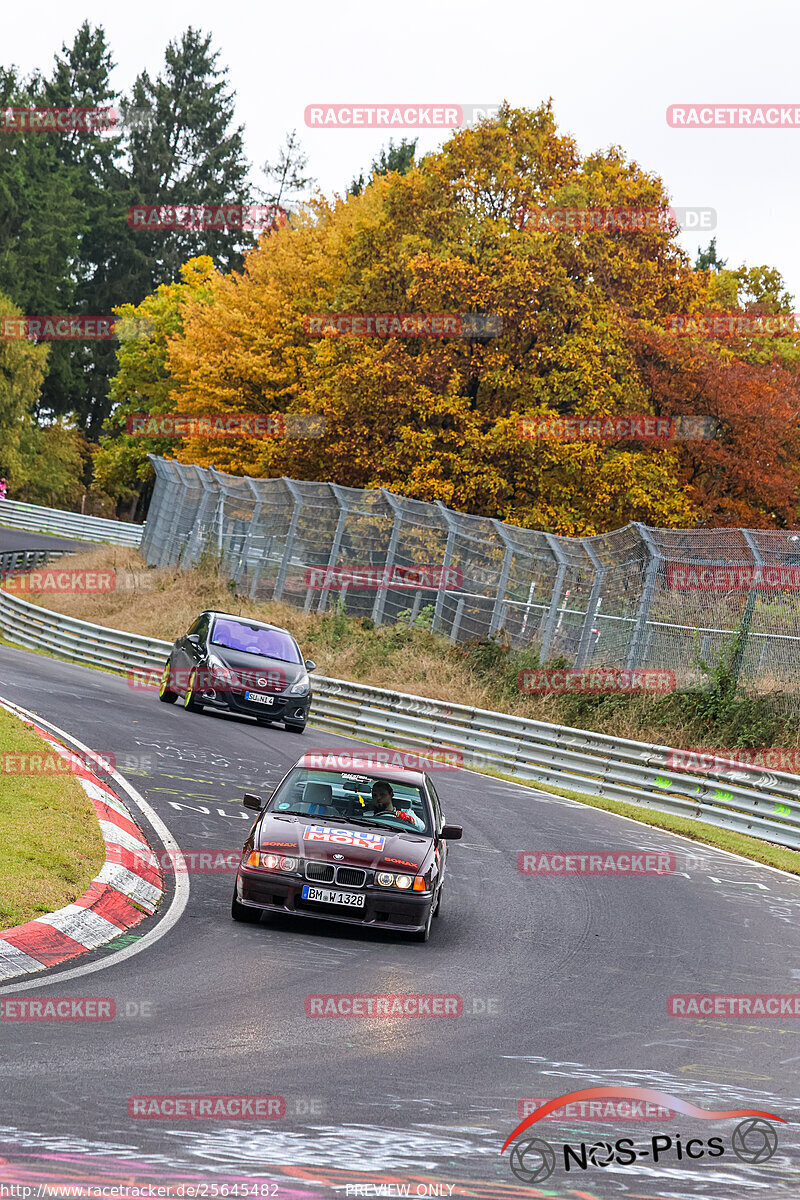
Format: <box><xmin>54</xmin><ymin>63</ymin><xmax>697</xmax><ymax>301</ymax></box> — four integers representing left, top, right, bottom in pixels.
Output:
<box><xmin>289</xmin><ymin>674</ymin><xmax>310</xmax><ymax>695</ymax></box>
<box><xmin>376</xmin><ymin>871</ymin><xmax>426</xmax><ymax>890</ymax></box>
<box><xmin>208</xmin><ymin>654</ymin><xmax>241</xmax><ymax>688</ymax></box>
<box><xmin>245</xmin><ymin>852</ymin><xmax>299</xmax><ymax>872</ymax></box>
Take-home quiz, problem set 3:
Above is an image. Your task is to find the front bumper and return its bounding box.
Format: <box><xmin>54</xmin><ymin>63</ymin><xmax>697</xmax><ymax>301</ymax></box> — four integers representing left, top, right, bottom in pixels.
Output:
<box><xmin>236</xmin><ymin>867</ymin><xmax>433</xmax><ymax>933</ymax></box>
<box><xmin>197</xmin><ymin>686</ymin><xmax>311</xmax><ymax>723</ymax></box>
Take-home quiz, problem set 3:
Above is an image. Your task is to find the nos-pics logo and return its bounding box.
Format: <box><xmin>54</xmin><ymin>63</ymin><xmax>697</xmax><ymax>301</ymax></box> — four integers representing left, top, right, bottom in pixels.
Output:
<box><xmin>503</xmin><ymin>1087</ymin><xmax>783</xmax><ymax>1184</ymax></box>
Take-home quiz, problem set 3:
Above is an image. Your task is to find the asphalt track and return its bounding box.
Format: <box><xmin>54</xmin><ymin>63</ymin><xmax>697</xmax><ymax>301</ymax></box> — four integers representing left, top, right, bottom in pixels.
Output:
<box><xmin>0</xmin><ymin>640</ymin><xmax>799</xmax><ymax>1200</ymax></box>
<box><xmin>0</xmin><ymin>525</ymin><xmax>96</xmax><ymax>554</ymax></box>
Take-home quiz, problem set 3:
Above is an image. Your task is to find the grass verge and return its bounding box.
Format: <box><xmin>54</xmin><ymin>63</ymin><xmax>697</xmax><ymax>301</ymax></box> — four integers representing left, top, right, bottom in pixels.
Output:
<box><xmin>0</xmin><ymin>706</ymin><xmax>106</xmax><ymax>928</ymax></box>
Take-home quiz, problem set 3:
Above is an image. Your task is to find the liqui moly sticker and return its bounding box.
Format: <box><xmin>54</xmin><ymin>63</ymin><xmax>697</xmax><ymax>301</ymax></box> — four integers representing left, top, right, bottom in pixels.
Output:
<box><xmin>303</xmin><ymin>825</ymin><xmax>386</xmax><ymax>850</ymax></box>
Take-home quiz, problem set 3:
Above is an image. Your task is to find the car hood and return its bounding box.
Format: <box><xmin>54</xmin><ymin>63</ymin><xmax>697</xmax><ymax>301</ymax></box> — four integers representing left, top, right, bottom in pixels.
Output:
<box><xmin>209</xmin><ymin>649</ymin><xmax>306</xmax><ymax>689</ymax></box>
<box><xmin>256</xmin><ymin>813</ymin><xmax>431</xmax><ymax>871</ymax></box>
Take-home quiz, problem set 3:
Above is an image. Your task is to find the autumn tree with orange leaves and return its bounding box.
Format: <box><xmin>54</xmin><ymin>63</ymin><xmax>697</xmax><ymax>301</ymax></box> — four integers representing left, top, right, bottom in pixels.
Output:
<box><xmin>102</xmin><ymin>102</ymin><xmax>800</xmax><ymax>534</ymax></box>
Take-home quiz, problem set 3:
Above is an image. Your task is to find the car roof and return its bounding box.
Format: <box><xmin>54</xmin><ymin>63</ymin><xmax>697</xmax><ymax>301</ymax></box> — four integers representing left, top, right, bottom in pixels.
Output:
<box><xmin>203</xmin><ymin>611</ymin><xmax>294</xmax><ymax>637</ymax></box>
<box><xmin>295</xmin><ymin>752</ymin><xmax>428</xmax><ymax>788</ymax></box>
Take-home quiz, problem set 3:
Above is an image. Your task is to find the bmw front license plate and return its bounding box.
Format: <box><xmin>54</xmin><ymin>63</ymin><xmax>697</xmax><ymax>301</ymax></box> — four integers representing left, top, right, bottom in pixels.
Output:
<box><xmin>302</xmin><ymin>886</ymin><xmax>365</xmax><ymax>908</ymax></box>
<box><xmin>245</xmin><ymin>692</ymin><xmax>273</xmax><ymax>705</ymax></box>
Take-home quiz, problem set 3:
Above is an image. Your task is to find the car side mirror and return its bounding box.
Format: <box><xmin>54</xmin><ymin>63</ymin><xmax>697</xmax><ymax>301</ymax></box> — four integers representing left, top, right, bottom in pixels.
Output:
<box><xmin>440</xmin><ymin>824</ymin><xmax>462</xmax><ymax>840</ymax></box>
<box><xmin>243</xmin><ymin>792</ymin><xmax>263</xmax><ymax>810</ymax></box>
<box><xmin>187</xmin><ymin>634</ymin><xmax>200</xmax><ymax>645</ymax></box>
<box><xmin>304</xmin><ymin>659</ymin><xmax>317</xmax><ymax>671</ymax></box>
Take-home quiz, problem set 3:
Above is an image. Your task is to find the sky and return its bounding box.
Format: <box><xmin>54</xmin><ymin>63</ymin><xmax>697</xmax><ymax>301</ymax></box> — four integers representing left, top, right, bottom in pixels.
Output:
<box><xmin>4</xmin><ymin>0</ymin><xmax>799</xmax><ymax>299</ymax></box>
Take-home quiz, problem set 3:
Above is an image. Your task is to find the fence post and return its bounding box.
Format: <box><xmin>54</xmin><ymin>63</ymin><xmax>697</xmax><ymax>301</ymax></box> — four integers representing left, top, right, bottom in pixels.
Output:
<box><xmin>489</xmin><ymin>522</ymin><xmax>515</xmax><ymax>636</ymax></box>
<box><xmin>232</xmin><ymin>479</ymin><xmax>264</xmax><ymax>589</ymax></box>
<box><xmin>371</xmin><ymin>490</ymin><xmax>403</xmax><ymax>625</ymax></box>
<box><xmin>625</xmin><ymin>524</ymin><xmax>662</xmax><ymax>669</ymax></box>
<box><xmin>574</xmin><ymin>541</ymin><xmax>606</xmax><ymax>669</ymax></box>
<box><xmin>432</xmin><ymin>502</ymin><xmax>457</xmax><ymax>634</ymax></box>
<box><xmin>731</xmin><ymin>530</ymin><xmax>764</xmax><ymax>689</ymax></box>
<box><xmin>539</xmin><ymin>534</ymin><xmax>569</xmax><ymax>663</ymax></box>
<box><xmin>181</xmin><ymin>468</ymin><xmax>216</xmax><ymax>568</ymax></box>
<box><xmin>271</xmin><ymin>479</ymin><xmax>303</xmax><ymax>602</ymax></box>
<box><xmin>317</xmin><ymin>484</ymin><xmax>350</xmax><ymax>614</ymax></box>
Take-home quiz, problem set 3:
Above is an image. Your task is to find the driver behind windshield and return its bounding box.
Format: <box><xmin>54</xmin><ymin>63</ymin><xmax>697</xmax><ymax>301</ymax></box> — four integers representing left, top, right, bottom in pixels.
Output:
<box><xmin>364</xmin><ymin>780</ymin><xmax>425</xmax><ymax>832</ymax></box>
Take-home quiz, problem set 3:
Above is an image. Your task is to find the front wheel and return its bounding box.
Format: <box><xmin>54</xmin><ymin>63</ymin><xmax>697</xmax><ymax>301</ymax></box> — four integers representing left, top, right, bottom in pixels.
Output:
<box><xmin>158</xmin><ymin>661</ymin><xmax>178</xmax><ymax>704</ymax></box>
<box><xmin>184</xmin><ymin>669</ymin><xmax>204</xmax><ymax>713</ymax></box>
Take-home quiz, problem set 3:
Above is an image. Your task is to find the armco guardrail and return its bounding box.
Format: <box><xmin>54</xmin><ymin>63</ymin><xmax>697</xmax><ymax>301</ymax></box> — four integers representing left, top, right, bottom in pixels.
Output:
<box><xmin>0</xmin><ymin>589</ymin><xmax>798</xmax><ymax>851</ymax></box>
<box><xmin>0</xmin><ymin>500</ymin><xmax>142</xmax><ymax>547</ymax></box>
<box><xmin>0</xmin><ymin>548</ymin><xmax>66</xmax><ymax>575</ymax></box>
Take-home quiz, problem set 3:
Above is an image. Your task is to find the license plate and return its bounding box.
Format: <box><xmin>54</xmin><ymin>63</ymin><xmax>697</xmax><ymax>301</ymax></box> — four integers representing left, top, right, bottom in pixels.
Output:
<box><xmin>245</xmin><ymin>692</ymin><xmax>274</xmax><ymax>705</ymax></box>
<box><xmin>302</xmin><ymin>885</ymin><xmax>365</xmax><ymax>908</ymax></box>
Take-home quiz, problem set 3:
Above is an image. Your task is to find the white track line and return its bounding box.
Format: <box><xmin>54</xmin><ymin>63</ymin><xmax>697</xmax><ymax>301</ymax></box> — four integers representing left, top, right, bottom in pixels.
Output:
<box><xmin>0</xmin><ymin>697</ymin><xmax>190</xmax><ymax>994</ymax></box>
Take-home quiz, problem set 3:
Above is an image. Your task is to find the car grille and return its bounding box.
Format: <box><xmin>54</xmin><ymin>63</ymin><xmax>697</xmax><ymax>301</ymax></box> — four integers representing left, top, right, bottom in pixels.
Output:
<box><xmin>336</xmin><ymin>867</ymin><xmax>366</xmax><ymax>887</ymax></box>
<box><xmin>304</xmin><ymin>862</ymin><xmax>366</xmax><ymax>888</ymax></box>
<box><xmin>305</xmin><ymin>862</ymin><xmax>335</xmax><ymax>883</ymax></box>
<box><xmin>238</xmin><ymin>670</ymin><xmax>285</xmax><ymax>693</ymax></box>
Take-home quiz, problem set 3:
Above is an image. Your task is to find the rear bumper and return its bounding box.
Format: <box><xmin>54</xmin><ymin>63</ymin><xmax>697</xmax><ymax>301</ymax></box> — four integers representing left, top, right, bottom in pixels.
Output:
<box><xmin>236</xmin><ymin>868</ymin><xmax>433</xmax><ymax>933</ymax></box>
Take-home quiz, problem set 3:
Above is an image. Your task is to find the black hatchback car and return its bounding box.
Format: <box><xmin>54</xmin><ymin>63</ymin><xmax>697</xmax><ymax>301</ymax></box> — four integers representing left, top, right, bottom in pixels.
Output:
<box><xmin>158</xmin><ymin>610</ymin><xmax>316</xmax><ymax>732</ymax></box>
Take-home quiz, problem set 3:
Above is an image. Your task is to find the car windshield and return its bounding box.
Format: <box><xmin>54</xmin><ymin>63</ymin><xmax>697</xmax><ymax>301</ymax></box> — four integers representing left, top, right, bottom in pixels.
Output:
<box><xmin>267</xmin><ymin>768</ymin><xmax>431</xmax><ymax>835</ymax></box>
<box><xmin>210</xmin><ymin>619</ymin><xmax>301</xmax><ymax>663</ymax></box>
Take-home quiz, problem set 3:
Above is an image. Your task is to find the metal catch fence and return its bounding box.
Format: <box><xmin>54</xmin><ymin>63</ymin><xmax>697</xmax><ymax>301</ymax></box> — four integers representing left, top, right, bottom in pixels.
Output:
<box><xmin>141</xmin><ymin>457</ymin><xmax>800</xmax><ymax>692</ymax></box>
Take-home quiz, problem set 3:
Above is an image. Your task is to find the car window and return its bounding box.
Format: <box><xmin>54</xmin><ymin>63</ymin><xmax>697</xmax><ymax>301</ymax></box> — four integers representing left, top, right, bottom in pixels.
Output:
<box><xmin>210</xmin><ymin>619</ymin><xmax>301</xmax><ymax>662</ymax></box>
<box><xmin>187</xmin><ymin>614</ymin><xmax>207</xmax><ymax>637</ymax></box>
<box><xmin>267</xmin><ymin>768</ymin><xmax>432</xmax><ymax>835</ymax></box>
<box><xmin>426</xmin><ymin>777</ymin><xmax>443</xmax><ymax>828</ymax></box>
<box><xmin>194</xmin><ymin>614</ymin><xmax>210</xmax><ymax>641</ymax></box>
